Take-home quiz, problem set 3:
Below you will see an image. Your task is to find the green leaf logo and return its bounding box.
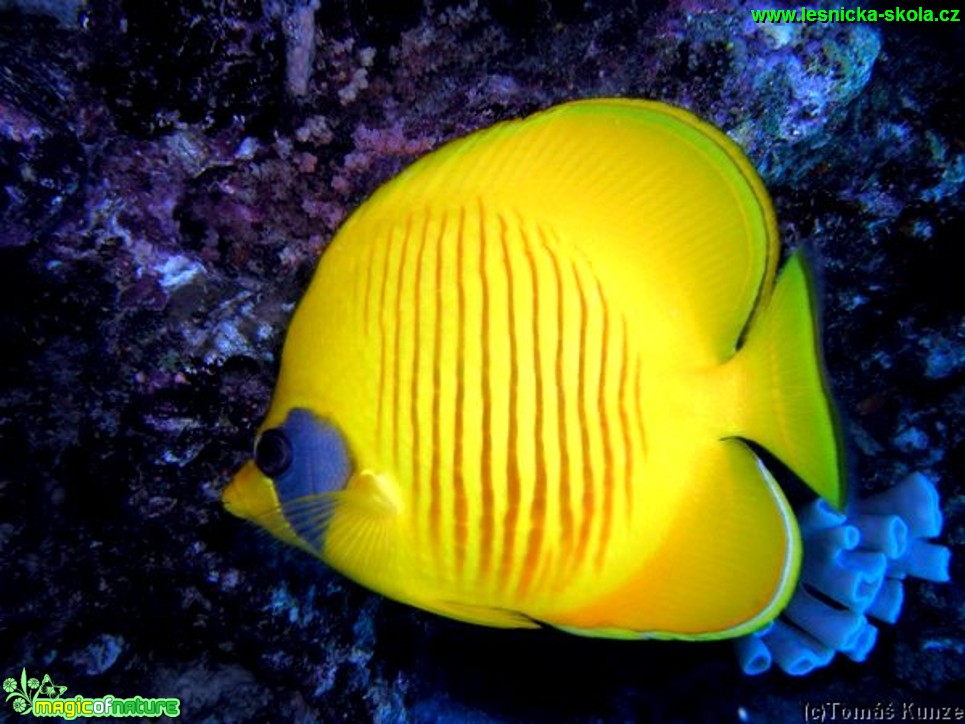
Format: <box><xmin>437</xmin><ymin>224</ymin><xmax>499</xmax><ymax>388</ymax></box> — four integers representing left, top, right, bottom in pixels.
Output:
<box><xmin>4</xmin><ymin>668</ymin><xmax>67</xmax><ymax>716</ymax></box>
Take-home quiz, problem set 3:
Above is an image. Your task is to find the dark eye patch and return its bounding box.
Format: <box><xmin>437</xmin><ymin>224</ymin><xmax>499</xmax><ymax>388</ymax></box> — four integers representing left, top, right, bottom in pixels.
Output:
<box><xmin>254</xmin><ymin>428</ymin><xmax>293</xmax><ymax>477</ymax></box>
<box><xmin>264</xmin><ymin>408</ymin><xmax>354</xmax><ymax>550</ymax></box>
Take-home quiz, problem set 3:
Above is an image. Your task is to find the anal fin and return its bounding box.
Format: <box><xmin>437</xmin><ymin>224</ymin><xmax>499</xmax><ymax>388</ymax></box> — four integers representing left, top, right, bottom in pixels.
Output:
<box><xmin>549</xmin><ymin>440</ymin><xmax>800</xmax><ymax>640</ymax></box>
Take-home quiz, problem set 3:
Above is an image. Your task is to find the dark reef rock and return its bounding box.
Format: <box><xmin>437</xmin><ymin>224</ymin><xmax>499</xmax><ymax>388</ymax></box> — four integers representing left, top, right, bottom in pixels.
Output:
<box><xmin>87</xmin><ymin>0</ymin><xmax>284</xmax><ymax>137</ymax></box>
<box><xmin>0</xmin><ymin>19</ymin><xmax>90</xmax><ymax>247</ymax></box>
<box><xmin>1</xmin><ymin>0</ymin><xmax>962</xmax><ymax>721</ymax></box>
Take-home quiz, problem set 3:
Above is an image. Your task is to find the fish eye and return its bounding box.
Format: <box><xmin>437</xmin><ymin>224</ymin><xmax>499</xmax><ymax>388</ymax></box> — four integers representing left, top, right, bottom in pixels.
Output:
<box><xmin>254</xmin><ymin>428</ymin><xmax>293</xmax><ymax>478</ymax></box>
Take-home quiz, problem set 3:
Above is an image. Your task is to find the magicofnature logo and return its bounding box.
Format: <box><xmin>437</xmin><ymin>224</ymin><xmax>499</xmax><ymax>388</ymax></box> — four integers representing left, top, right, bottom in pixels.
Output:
<box><xmin>4</xmin><ymin>668</ymin><xmax>180</xmax><ymax>719</ymax></box>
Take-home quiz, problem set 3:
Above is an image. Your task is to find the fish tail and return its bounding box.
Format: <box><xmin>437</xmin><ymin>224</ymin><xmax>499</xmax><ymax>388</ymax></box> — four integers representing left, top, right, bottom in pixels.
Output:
<box><xmin>727</xmin><ymin>250</ymin><xmax>847</xmax><ymax>509</ymax></box>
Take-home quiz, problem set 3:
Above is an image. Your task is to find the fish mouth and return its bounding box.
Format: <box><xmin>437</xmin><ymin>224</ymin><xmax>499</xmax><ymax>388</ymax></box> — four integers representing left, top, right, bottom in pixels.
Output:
<box><xmin>221</xmin><ymin>460</ymin><xmax>308</xmax><ymax>550</ymax></box>
<box><xmin>221</xmin><ymin>460</ymin><xmax>265</xmax><ymax>519</ymax></box>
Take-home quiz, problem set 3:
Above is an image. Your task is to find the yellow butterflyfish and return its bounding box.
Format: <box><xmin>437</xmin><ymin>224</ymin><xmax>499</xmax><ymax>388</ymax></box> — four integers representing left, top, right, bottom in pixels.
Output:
<box><xmin>223</xmin><ymin>98</ymin><xmax>848</xmax><ymax>643</ymax></box>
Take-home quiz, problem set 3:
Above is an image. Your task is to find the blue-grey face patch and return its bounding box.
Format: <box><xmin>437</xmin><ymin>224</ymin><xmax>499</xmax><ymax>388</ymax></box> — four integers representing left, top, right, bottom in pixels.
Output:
<box><xmin>258</xmin><ymin>408</ymin><xmax>353</xmax><ymax>549</ymax></box>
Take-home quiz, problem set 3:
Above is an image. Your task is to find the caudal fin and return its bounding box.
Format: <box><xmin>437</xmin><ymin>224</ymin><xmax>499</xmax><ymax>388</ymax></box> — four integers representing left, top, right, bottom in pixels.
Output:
<box><xmin>731</xmin><ymin>250</ymin><xmax>847</xmax><ymax>509</ymax></box>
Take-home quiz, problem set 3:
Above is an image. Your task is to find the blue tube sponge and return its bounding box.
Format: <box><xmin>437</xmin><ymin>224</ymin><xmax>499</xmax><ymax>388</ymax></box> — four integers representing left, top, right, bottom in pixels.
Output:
<box><xmin>851</xmin><ymin>472</ymin><xmax>943</xmax><ymax>538</ymax></box>
<box><xmin>865</xmin><ymin>578</ymin><xmax>903</xmax><ymax>624</ymax></box>
<box><xmin>887</xmin><ymin>539</ymin><xmax>951</xmax><ymax>582</ymax></box>
<box><xmin>783</xmin><ymin>586</ymin><xmax>866</xmax><ymax>652</ymax></box>
<box><xmin>735</xmin><ymin>472</ymin><xmax>950</xmax><ymax>676</ymax></box>
<box><xmin>733</xmin><ymin>634</ymin><xmax>772</xmax><ymax>676</ymax></box>
<box><xmin>854</xmin><ymin>473</ymin><xmax>950</xmax><ymax>583</ymax></box>
<box><xmin>761</xmin><ymin>621</ymin><xmax>834</xmax><ymax>676</ymax></box>
<box><xmin>850</xmin><ymin>514</ymin><xmax>908</xmax><ymax>559</ymax></box>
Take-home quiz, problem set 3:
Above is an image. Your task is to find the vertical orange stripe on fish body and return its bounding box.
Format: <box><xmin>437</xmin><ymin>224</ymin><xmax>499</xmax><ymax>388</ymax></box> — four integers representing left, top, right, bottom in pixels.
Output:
<box><xmin>391</xmin><ymin>216</ymin><xmax>413</xmax><ymax>470</ymax></box>
<box><xmin>452</xmin><ymin>207</ymin><xmax>469</xmax><ymax>579</ymax></box>
<box><xmin>516</xmin><ymin>223</ymin><xmax>547</xmax><ymax>599</ymax></box>
<box><xmin>541</xmin><ymin>227</ymin><xmax>575</xmax><ymax>593</ymax></box>
<box><xmin>476</xmin><ymin>201</ymin><xmax>496</xmax><ymax>586</ymax></box>
<box><xmin>427</xmin><ymin>209</ymin><xmax>445</xmax><ymax>555</ymax></box>
<box><xmin>497</xmin><ymin>214</ymin><xmax>521</xmax><ymax>593</ymax></box>
<box><xmin>408</xmin><ymin>214</ymin><xmax>430</xmax><ymax>542</ymax></box>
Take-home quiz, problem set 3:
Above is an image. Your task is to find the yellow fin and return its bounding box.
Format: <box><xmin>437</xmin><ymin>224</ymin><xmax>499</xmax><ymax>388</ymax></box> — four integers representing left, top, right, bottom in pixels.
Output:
<box><xmin>320</xmin><ymin>470</ymin><xmax>403</xmax><ymax>590</ymax></box>
<box><xmin>726</xmin><ymin>251</ymin><xmax>847</xmax><ymax>509</ymax></box>
<box><xmin>547</xmin><ymin>439</ymin><xmax>800</xmax><ymax>640</ymax></box>
<box><xmin>418</xmin><ymin>600</ymin><xmax>542</xmax><ymax>630</ymax></box>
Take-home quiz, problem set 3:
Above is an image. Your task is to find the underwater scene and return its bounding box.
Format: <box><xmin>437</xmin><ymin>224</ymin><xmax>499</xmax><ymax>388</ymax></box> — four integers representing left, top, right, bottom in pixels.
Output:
<box><xmin>1</xmin><ymin>0</ymin><xmax>962</xmax><ymax>721</ymax></box>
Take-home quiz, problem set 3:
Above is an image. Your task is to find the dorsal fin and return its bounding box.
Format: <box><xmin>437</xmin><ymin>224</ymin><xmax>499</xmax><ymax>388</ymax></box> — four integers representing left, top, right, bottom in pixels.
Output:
<box><xmin>345</xmin><ymin>98</ymin><xmax>779</xmax><ymax>366</ymax></box>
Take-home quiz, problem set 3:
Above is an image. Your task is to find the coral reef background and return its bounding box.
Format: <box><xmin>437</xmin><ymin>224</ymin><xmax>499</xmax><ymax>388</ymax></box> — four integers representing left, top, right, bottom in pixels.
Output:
<box><xmin>1</xmin><ymin>0</ymin><xmax>962</xmax><ymax>720</ymax></box>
